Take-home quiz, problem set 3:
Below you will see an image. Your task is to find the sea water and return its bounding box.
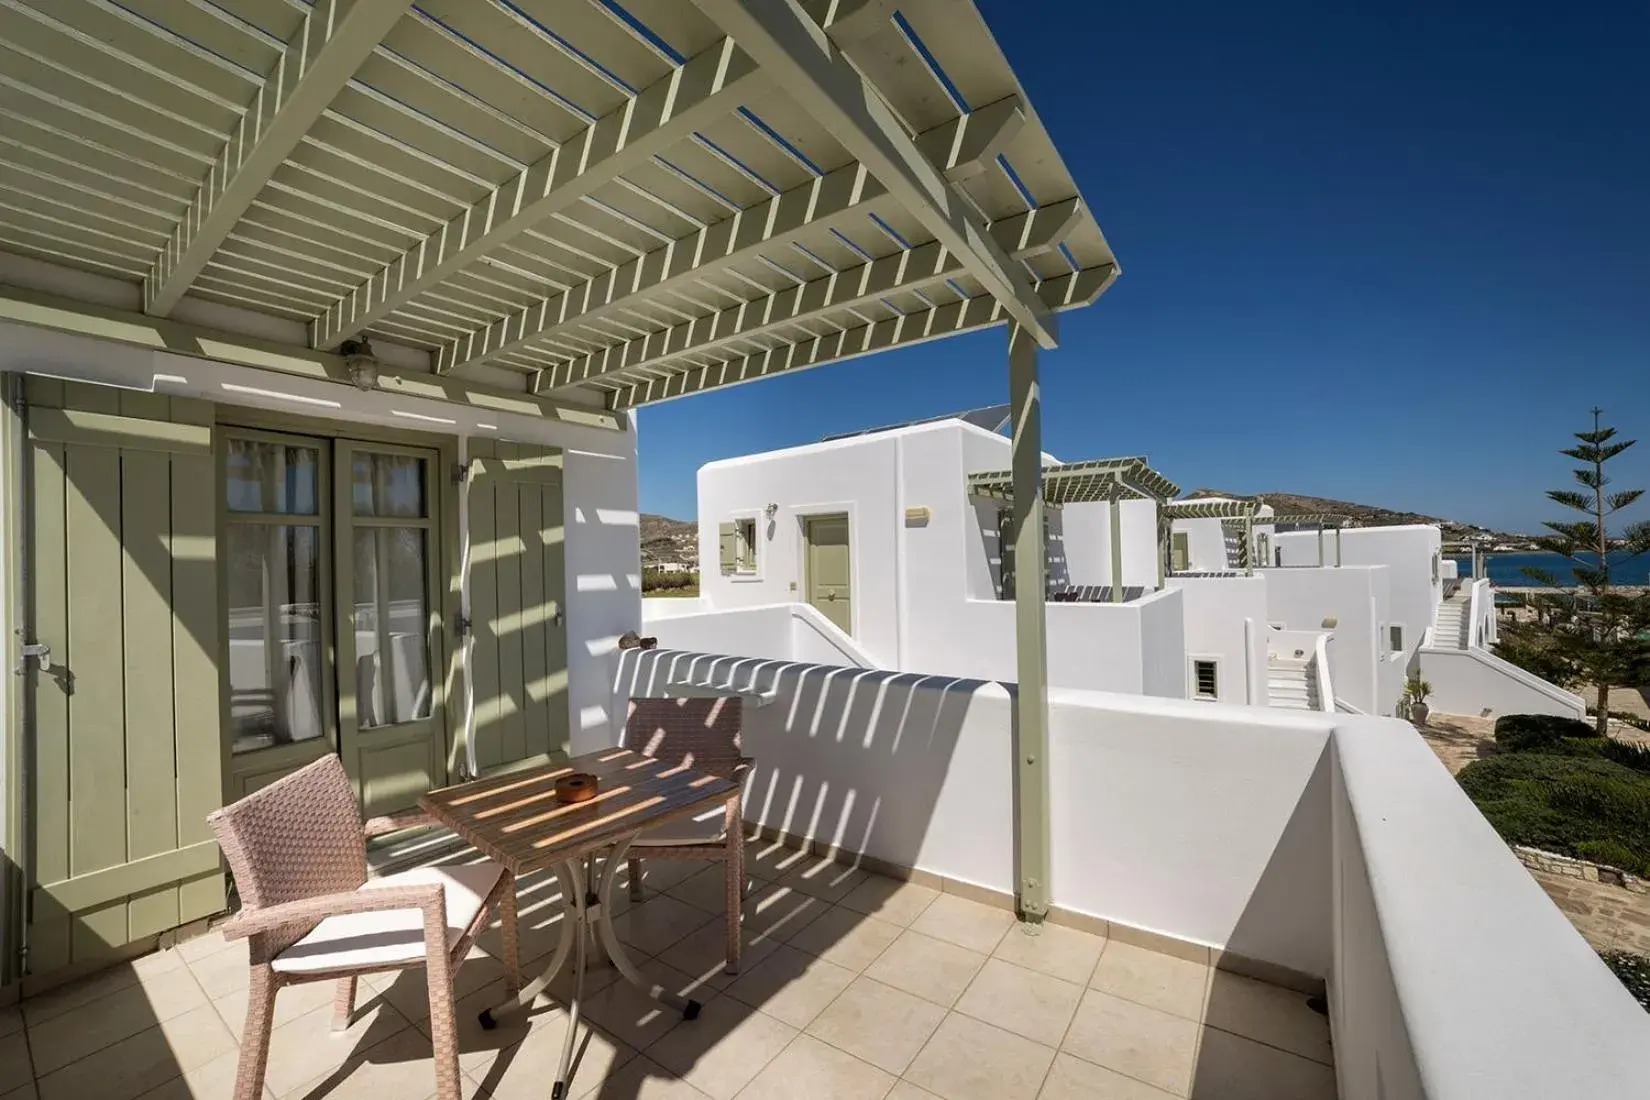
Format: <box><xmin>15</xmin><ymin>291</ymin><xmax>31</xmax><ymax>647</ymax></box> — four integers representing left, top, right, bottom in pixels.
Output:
<box><xmin>1452</xmin><ymin>551</ymin><xmax>1650</xmax><ymax>586</ymax></box>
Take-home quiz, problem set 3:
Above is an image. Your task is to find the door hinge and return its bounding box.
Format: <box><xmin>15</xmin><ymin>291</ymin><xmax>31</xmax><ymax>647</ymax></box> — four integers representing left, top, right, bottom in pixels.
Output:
<box><xmin>452</xmin><ymin>462</ymin><xmax>471</xmax><ymax>484</ymax></box>
<box><xmin>454</xmin><ymin>613</ymin><xmax>472</xmax><ymax>639</ymax></box>
<box><xmin>14</xmin><ymin>630</ymin><xmax>49</xmax><ymax>675</ymax></box>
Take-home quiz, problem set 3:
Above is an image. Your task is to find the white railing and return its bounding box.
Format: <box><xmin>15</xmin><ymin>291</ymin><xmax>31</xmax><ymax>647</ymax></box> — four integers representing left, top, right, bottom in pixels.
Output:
<box><xmin>642</xmin><ymin>600</ymin><xmax>878</xmax><ymax>669</ymax></box>
<box><xmin>1312</xmin><ymin>632</ymin><xmax>1335</xmax><ymax>713</ymax></box>
<box><xmin>1466</xmin><ymin>577</ymin><xmax>1493</xmax><ymax>649</ymax></box>
<box><xmin>609</xmin><ymin>647</ymin><xmax>1647</xmax><ymax>1097</ymax></box>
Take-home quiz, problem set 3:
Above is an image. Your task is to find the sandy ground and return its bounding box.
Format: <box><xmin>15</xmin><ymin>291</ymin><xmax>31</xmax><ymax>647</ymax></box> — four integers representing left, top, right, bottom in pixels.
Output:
<box><xmin>1418</xmin><ymin>713</ymin><xmax>1650</xmax><ymax>955</ymax></box>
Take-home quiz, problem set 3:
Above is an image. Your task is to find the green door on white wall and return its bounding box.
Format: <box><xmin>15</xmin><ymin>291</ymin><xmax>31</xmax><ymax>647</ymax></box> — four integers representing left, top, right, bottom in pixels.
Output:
<box><xmin>804</xmin><ymin>514</ymin><xmax>852</xmax><ymax>635</ymax></box>
<box><xmin>19</xmin><ymin>379</ymin><xmax>224</xmax><ymax>977</ymax></box>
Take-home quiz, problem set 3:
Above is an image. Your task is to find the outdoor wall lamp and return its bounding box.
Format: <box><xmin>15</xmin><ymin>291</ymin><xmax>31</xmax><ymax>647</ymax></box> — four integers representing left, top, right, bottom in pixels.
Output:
<box><xmin>764</xmin><ymin>502</ymin><xmax>778</xmax><ymax>519</ymax></box>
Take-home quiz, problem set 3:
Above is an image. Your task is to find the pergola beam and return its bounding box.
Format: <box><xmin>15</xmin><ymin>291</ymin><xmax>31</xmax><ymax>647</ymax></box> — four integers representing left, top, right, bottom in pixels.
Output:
<box><xmin>608</xmin><ymin>264</ymin><xmax>1112</xmax><ymax>409</ymax></box>
<box><xmin>545</xmin><ymin>197</ymin><xmax>1079</xmax><ymax>392</ymax></box>
<box><xmin>312</xmin><ymin>37</ymin><xmax>768</xmax><ymax>349</ymax></box>
<box><xmin>435</xmin><ymin>97</ymin><xmax>1030</xmax><ymax>377</ymax></box>
<box><xmin>144</xmin><ymin>0</ymin><xmax>413</xmax><ymax>317</ymax></box>
<box><xmin>689</xmin><ymin>0</ymin><xmax>1059</xmax><ymax>347</ymax></box>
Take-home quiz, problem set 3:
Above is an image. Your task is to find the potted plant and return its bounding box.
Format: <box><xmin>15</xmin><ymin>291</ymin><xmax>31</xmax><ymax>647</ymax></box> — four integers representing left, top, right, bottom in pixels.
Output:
<box><xmin>1405</xmin><ymin>676</ymin><xmax>1433</xmax><ymax>725</ymax></box>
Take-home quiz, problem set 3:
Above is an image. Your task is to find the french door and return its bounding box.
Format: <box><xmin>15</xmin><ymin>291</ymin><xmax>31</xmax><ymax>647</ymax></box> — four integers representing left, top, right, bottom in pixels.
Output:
<box><xmin>222</xmin><ymin>429</ymin><xmax>446</xmax><ymax>813</ymax></box>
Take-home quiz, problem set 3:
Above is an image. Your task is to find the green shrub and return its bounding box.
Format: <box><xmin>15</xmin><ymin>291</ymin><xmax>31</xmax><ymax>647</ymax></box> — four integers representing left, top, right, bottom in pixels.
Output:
<box><xmin>1456</xmin><ymin>753</ymin><xmax>1650</xmax><ymax>876</ymax></box>
<box><xmin>1537</xmin><ymin>736</ymin><xmax>1650</xmax><ymax>774</ymax></box>
<box><xmin>1576</xmin><ymin>839</ymin><xmax>1641</xmax><ymax>869</ymax></box>
<box><xmin>1601</xmin><ymin>952</ymin><xmax>1650</xmax><ymax>1013</ymax></box>
<box><xmin>1494</xmin><ymin>713</ymin><xmax>1599</xmax><ymax>752</ymax></box>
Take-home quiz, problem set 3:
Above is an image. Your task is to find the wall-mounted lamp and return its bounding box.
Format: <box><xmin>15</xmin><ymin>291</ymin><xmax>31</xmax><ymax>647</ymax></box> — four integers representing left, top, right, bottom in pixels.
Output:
<box><xmin>339</xmin><ymin>337</ymin><xmax>379</xmax><ymax>391</ymax></box>
<box><xmin>764</xmin><ymin>502</ymin><xmax>778</xmax><ymax>519</ymax></box>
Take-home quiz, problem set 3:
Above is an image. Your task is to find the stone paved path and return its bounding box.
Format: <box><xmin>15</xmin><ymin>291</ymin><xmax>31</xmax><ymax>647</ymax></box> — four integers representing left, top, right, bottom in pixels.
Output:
<box><xmin>1419</xmin><ymin>714</ymin><xmax>1650</xmax><ymax>956</ymax></box>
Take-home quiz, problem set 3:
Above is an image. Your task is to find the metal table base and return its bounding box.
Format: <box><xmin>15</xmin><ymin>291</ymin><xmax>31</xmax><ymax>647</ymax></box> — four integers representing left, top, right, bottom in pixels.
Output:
<box><xmin>476</xmin><ymin>835</ymin><xmax>699</xmax><ymax>1100</ymax></box>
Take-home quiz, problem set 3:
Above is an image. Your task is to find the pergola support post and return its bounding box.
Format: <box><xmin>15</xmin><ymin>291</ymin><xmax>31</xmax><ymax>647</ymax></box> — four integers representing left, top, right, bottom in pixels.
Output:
<box><xmin>1335</xmin><ymin>526</ymin><xmax>1343</xmax><ymax>567</ymax></box>
<box><xmin>1244</xmin><ymin>516</ymin><xmax>1255</xmax><ymax>577</ymax></box>
<box><xmin>1156</xmin><ymin>514</ymin><xmax>1168</xmax><ymax>588</ymax></box>
<box><xmin>1008</xmin><ymin>323</ymin><xmax>1051</xmax><ymax>923</ymax></box>
<box><xmin>1317</xmin><ymin>527</ymin><xmax>1326</xmax><ymax>568</ymax></box>
<box><xmin>1109</xmin><ymin>495</ymin><xmax>1124</xmax><ymax>602</ymax></box>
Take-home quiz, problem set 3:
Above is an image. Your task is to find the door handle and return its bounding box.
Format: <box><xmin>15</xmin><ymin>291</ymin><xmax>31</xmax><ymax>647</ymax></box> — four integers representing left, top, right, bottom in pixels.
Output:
<box><xmin>824</xmin><ymin>593</ymin><xmax>837</xmax><ymax>601</ymax></box>
<box><xmin>15</xmin><ymin>637</ymin><xmax>50</xmax><ymax>674</ymax></box>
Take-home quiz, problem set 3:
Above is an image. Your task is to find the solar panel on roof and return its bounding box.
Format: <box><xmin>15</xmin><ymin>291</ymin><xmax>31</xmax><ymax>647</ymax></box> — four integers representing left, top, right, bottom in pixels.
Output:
<box><xmin>820</xmin><ymin>404</ymin><xmax>1011</xmax><ymax>442</ymax></box>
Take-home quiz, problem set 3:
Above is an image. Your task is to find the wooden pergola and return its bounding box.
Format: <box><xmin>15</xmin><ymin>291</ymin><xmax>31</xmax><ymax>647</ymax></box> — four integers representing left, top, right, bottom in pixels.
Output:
<box><xmin>0</xmin><ymin>0</ymin><xmax>1120</xmax><ymax>927</ymax></box>
<box><xmin>1268</xmin><ymin>512</ymin><xmax>1354</xmax><ymax>567</ymax></box>
<box><xmin>1161</xmin><ymin>497</ymin><xmax>1268</xmax><ymax>578</ymax></box>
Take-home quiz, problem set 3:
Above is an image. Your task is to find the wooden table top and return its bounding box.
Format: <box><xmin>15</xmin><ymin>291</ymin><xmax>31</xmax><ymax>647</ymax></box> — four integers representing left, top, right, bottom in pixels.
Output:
<box><xmin>420</xmin><ymin>748</ymin><xmax>740</xmax><ymax>875</ymax></box>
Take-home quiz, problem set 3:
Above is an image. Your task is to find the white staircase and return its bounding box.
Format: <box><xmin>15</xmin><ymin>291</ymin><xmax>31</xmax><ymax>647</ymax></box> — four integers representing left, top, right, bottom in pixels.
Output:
<box><xmin>1432</xmin><ymin>592</ymin><xmax>1469</xmax><ymax>649</ymax></box>
<box><xmin>1268</xmin><ymin>655</ymin><xmax>1320</xmax><ymax>710</ymax></box>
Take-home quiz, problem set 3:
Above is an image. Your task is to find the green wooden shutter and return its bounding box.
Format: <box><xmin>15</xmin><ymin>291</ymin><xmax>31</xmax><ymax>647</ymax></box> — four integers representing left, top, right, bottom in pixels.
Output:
<box><xmin>464</xmin><ymin>440</ymin><xmax>568</xmax><ymax>776</ymax></box>
<box><xmin>21</xmin><ymin>379</ymin><xmax>223</xmax><ymax>978</ymax></box>
<box><xmin>718</xmin><ymin>522</ymin><xmax>737</xmax><ymax>573</ymax></box>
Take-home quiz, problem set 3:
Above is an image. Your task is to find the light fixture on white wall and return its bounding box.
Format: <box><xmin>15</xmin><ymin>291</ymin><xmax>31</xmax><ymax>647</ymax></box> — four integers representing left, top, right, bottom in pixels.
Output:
<box><xmin>764</xmin><ymin>502</ymin><xmax>778</xmax><ymax>519</ymax></box>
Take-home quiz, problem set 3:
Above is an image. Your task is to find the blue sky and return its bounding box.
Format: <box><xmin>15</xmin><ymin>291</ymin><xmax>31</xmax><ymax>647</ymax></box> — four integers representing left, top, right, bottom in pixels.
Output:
<box><xmin>636</xmin><ymin>1</ymin><xmax>1649</xmax><ymax>533</ymax></box>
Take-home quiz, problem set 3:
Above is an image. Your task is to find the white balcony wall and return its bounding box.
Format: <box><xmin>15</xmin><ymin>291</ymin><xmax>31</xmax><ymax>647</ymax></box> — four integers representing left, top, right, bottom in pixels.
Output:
<box><xmin>1062</xmin><ymin>497</ymin><xmax>1161</xmax><ymax>589</ymax></box>
<box><xmin>1417</xmin><ymin>646</ymin><xmax>1586</xmax><ymax>720</ymax></box>
<box><xmin>1262</xmin><ymin>565</ymin><xmax>1400</xmax><ymax>714</ymax></box>
<box><xmin>1170</xmin><ymin>575</ymin><xmax>1270</xmax><ymax>704</ymax></box>
<box><xmin>0</xmin><ymin>322</ymin><xmax>644</xmax><ymax>763</ymax></box>
<box><xmin>1172</xmin><ymin>515</ymin><xmax>1238</xmax><ymax>572</ymax></box>
<box><xmin>609</xmin><ymin>647</ymin><xmax>1650</xmax><ymax>1098</ymax></box>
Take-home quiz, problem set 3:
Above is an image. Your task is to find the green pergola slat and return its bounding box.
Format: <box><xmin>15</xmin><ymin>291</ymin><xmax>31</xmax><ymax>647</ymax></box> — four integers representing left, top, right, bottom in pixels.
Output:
<box><xmin>1161</xmin><ymin>499</ymin><xmax>1263</xmax><ymax>522</ymax></box>
<box><xmin>968</xmin><ymin>456</ymin><xmax>1180</xmax><ymax>506</ymax></box>
<box><xmin>1267</xmin><ymin>513</ymin><xmax>1354</xmax><ymax>528</ymax></box>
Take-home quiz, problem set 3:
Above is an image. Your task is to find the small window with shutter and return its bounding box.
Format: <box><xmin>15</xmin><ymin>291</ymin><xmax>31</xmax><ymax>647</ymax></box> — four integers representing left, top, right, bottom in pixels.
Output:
<box><xmin>1389</xmin><ymin>623</ymin><xmax>1404</xmax><ymax>652</ymax></box>
<box><xmin>1171</xmin><ymin>531</ymin><xmax>1191</xmax><ymax>573</ymax></box>
<box><xmin>719</xmin><ymin>516</ymin><xmax>759</xmax><ymax>575</ymax></box>
<box><xmin>1193</xmin><ymin>659</ymin><xmax>1219</xmax><ymax>701</ymax></box>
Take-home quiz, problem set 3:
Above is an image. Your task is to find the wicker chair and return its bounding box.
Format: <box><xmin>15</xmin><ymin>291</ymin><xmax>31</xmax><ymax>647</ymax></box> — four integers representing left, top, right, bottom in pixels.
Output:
<box><xmin>206</xmin><ymin>755</ymin><xmax>519</xmax><ymax>1100</ymax></box>
<box><xmin>623</xmin><ymin>696</ymin><xmax>751</xmax><ymax>973</ymax></box>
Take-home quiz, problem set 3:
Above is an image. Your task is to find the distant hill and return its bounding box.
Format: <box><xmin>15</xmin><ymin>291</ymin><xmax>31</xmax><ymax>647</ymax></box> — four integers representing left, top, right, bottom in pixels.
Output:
<box><xmin>1186</xmin><ymin>489</ymin><xmax>1528</xmax><ymax>545</ymax></box>
<box><xmin>640</xmin><ymin>513</ymin><xmax>696</xmax><ymax>568</ymax></box>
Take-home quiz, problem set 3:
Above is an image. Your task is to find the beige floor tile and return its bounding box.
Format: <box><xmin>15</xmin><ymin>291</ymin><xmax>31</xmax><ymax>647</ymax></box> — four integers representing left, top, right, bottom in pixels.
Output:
<box><xmin>416</xmin><ymin>978</ymin><xmax>558</xmax><ymax>1077</ymax></box>
<box><xmin>994</xmin><ymin>923</ymin><xmax>1106</xmax><ymax>985</ymax></box>
<box><xmin>367</xmin><ymin>947</ymin><xmax>514</xmax><ymax>1024</ymax></box>
<box><xmin>781</xmin><ymin>857</ymin><xmax>870</xmax><ymax>904</ymax></box>
<box><xmin>1038</xmin><ymin>1052</ymin><xmax>1178</xmax><ymax>1099</ymax></box>
<box><xmin>904</xmin><ymin>1012</ymin><xmax>1055</xmax><ymax>1100</ymax></box>
<box><xmin>655</xmin><ymin>916</ymin><xmax>779</xmax><ymax>995</ymax></box>
<box><xmin>23</xmin><ymin>948</ymin><xmax>183</xmax><ymax>1027</ymax></box>
<box><xmin>1062</xmin><ymin>990</ymin><xmax>1198</xmax><ymax>1097</ymax></box>
<box><xmin>1089</xmin><ymin>942</ymin><xmax>1210</xmax><ymax>1021</ymax></box>
<box><xmin>955</xmin><ymin>959</ymin><xmax>1082</xmax><ymax>1047</ymax></box>
<box><xmin>578</xmin><ymin>1055</ymin><xmax>713</xmax><ymax>1098</ymax></box>
<box><xmin>1189</xmin><ymin>1028</ymin><xmax>1337</xmax><ymax>1100</ymax></box>
<box><xmin>29</xmin><ymin>964</ymin><xmax>208</xmax><ymax>1076</ymax></box>
<box><xmin>278</xmin><ymin>1026</ymin><xmax>487</xmax><ymax>1100</ymax></box>
<box><xmin>133</xmin><ymin>1045</ymin><xmax>273</xmax><ymax>1100</ymax></box>
<box><xmin>724</xmin><ymin>944</ymin><xmax>856</xmax><ymax>1029</ymax></box>
<box><xmin>213</xmin><ymin>976</ymin><xmax>339</xmax><ymax>1041</ymax></box>
<box><xmin>864</xmin><ymin>929</ymin><xmax>986</xmax><ymax>1008</ymax></box>
<box><xmin>838</xmin><ymin>876</ymin><xmax>940</xmax><ymax>928</ymax></box>
<box><xmin>784</xmin><ymin>906</ymin><xmax>902</xmax><ymax>972</ymax></box>
<box><xmin>475</xmin><ymin>1014</ymin><xmax>633</xmax><ymax>1100</ymax></box>
<box><xmin>34</xmin><ymin>1003</ymin><xmax>236</xmax><ymax>1100</ymax></box>
<box><xmin>666</xmin><ymin>865</ymin><xmax>736</xmax><ymax>915</ymax></box>
<box><xmin>885</xmin><ymin>1084</ymin><xmax>941</xmax><ymax>1100</ymax></box>
<box><xmin>257</xmin><ymin>993</ymin><xmax>411</xmax><ymax>1099</ymax></box>
<box><xmin>646</xmin><ymin>994</ymin><xmax>796</xmax><ymax>1099</ymax></box>
<box><xmin>612</xmin><ymin>895</ymin><xmax>719</xmax><ymax>958</ymax></box>
<box><xmin>176</xmin><ymin>930</ymin><xmax>238</xmax><ymax>965</ymax></box>
<box><xmin>580</xmin><ymin>961</ymin><xmax>697</xmax><ymax>1052</ymax></box>
<box><xmin>629</xmin><ymin>858</ymin><xmax>714</xmax><ymax>897</ymax></box>
<box><xmin>909</xmin><ymin>894</ymin><xmax>1015</xmax><ymax>955</ymax></box>
<box><xmin>742</xmin><ymin>842</ymin><xmax>811</xmax><ymax>883</ymax></box>
<box><xmin>739</xmin><ymin>883</ymin><xmax>827</xmax><ymax>948</ymax></box>
<box><xmin>184</xmin><ymin>936</ymin><xmax>253</xmax><ymax>1000</ymax></box>
<box><xmin>1202</xmin><ymin>973</ymin><xmax>1332</xmax><ymax>1065</ymax></box>
<box><xmin>735</xmin><ymin>1033</ymin><xmax>895</xmax><ymax>1099</ymax></box>
<box><xmin>0</xmin><ymin>1032</ymin><xmax>32</xmax><ymax>1095</ymax></box>
<box><xmin>804</xmin><ymin>976</ymin><xmax>945</xmax><ymax>1075</ymax></box>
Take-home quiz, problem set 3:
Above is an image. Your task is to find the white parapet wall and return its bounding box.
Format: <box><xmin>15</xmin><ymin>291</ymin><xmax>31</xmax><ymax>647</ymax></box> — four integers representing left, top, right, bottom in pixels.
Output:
<box><xmin>608</xmin><ymin>647</ymin><xmax>1647</xmax><ymax>1098</ymax></box>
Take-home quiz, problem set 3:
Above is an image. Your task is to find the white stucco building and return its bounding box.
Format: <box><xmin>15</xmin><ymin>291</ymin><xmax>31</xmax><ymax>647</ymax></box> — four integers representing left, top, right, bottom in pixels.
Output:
<box><xmin>650</xmin><ymin>410</ymin><xmax>1585</xmax><ymax>722</ymax></box>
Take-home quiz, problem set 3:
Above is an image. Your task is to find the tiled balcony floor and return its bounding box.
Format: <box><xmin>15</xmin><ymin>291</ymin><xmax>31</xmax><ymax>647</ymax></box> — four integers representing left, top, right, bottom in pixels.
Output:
<box><xmin>2</xmin><ymin>842</ymin><xmax>1335</xmax><ymax>1100</ymax></box>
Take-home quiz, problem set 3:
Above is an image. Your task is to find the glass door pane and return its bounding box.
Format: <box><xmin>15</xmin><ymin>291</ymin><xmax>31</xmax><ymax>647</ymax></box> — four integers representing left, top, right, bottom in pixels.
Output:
<box><xmin>226</xmin><ymin>524</ymin><xmax>324</xmax><ymax>752</ymax></box>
